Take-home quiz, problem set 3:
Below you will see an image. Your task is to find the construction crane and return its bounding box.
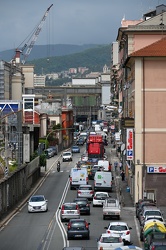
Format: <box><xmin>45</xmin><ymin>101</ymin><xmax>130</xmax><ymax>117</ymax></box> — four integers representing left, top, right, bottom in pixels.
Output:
<box><xmin>13</xmin><ymin>4</ymin><xmax>53</xmax><ymax>64</ymax></box>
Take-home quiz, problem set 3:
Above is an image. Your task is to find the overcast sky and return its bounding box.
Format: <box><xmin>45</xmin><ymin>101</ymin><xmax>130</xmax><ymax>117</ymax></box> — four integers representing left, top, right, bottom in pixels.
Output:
<box><xmin>0</xmin><ymin>0</ymin><xmax>164</xmax><ymax>52</ymax></box>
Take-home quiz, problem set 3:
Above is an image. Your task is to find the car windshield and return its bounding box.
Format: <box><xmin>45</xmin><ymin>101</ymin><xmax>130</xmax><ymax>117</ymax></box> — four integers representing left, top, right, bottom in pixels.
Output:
<box><xmin>109</xmin><ymin>225</ymin><xmax>128</xmax><ymax>231</ymax></box>
<box><xmin>63</xmin><ymin>152</ymin><xmax>71</xmax><ymax>156</ymax></box>
<box><xmin>30</xmin><ymin>196</ymin><xmax>44</xmax><ymax>202</ymax></box>
<box><xmin>101</xmin><ymin>236</ymin><xmax>120</xmax><ymax>243</ymax></box>
<box><xmin>64</xmin><ymin>204</ymin><xmax>77</xmax><ymax>210</ymax></box>
<box><xmin>96</xmin><ymin>193</ymin><xmax>108</xmax><ymax>198</ymax></box>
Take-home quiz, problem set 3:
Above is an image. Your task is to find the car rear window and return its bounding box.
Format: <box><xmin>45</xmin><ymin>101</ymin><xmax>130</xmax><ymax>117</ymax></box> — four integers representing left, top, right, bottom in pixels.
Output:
<box><xmin>79</xmin><ymin>186</ymin><xmax>92</xmax><ymax>190</ymax></box>
<box><xmin>96</xmin><ymin>193</ymin><xmax>108</xmax><ymax>197</ymax></box>
<box><xmin>101</xmin><ymin>236</ymin><xmax>120</xmax><ymax>243</ymax></box>
<box><xmin>145</xmin><ymin>211</ymin><xmax>161</xmax><ymax>216</ymax></box>
<box><xmin>71</xmin><ymin>221</ymin><xmax>85</xmax><ymax>228</ymax></box>
<box><xmin>64</xmin><ymin>204</ymin><xmax>77</xmax><ymax>210</ymax></box>
<box><xmin>110</xmin><ymin>225</ymin><xmax>128</xmax><ymax>231</ymax></box>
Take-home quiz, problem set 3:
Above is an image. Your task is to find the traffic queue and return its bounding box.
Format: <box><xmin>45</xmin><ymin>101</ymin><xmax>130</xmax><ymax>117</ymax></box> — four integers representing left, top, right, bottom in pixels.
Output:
<box><xmin>60</xmin><ymin>129</ymin><xmax>137</xmax><ymax>250</ymax></box>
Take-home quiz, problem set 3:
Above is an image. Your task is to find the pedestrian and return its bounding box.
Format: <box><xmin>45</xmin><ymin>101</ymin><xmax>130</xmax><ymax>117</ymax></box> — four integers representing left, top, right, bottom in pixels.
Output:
<box><xmin>114</xmin><ymin>161</ymin><xmax>118</xmax><ymax>172</ymax></box>
<box><xmin>120</xmin><ymin>170</ymin><xmax>125</xmax><ymax>181</ymax></box>
<box><xmin>119</xmin><ymin>162</ymin><xmax>122</xmax><ymax>171</ymax></box>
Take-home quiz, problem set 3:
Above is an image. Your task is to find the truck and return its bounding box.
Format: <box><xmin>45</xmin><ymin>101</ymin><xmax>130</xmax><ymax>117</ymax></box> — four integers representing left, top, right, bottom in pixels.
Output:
<box><xmin>87</xmin><ymin>135</ymin><xmax>104</xmax><ymax>160</ymax></box>
<box><xmin>103</xmin><ymin>197</ymin><xmax>121</xmax><ymax>220</ymax></box>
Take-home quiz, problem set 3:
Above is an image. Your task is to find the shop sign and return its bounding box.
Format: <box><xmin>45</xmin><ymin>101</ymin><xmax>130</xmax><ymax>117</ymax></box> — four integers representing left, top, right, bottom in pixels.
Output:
<box><xmin>126</xmin><ymin>128</ymin><xmax>133</xmax><ymax>160</ymax></box>
<box><xmin>147</xmin><ymin>166</ymin><xmax>166</xmax><ymax>173</ymax></box>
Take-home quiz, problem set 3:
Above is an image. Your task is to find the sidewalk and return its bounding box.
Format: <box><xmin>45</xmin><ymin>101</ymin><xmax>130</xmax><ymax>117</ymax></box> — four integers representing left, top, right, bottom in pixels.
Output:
<box><xmin>110</xmin><ymin>147</ymin><xmax>134</xmax><ymax>207</ymax></box>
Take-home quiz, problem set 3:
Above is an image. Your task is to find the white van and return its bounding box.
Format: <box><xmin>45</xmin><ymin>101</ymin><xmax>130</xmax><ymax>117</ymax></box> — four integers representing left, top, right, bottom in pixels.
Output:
<box><xmin>94</xmin><ymin>171</ymin><xmax>113</xmax><ymax>192</ymax></box>
<box><xmin>97</xmin><ymin>160</ymin><xmax>111</xmax><ymax>172</ymax></box>
<box><xmin>69</xmin><ymin>168</ymin><xmax>88</xmax><ymax>190</ymax></box>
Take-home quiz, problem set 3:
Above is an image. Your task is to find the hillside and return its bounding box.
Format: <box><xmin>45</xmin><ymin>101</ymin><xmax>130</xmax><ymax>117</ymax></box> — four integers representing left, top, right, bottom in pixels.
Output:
<box><xmin>0</xmin><ymin>44</ymin><xmax>105</xmax><ymax>62</ymax></box>
<box><xmin>28</xmin><ymin>44</ymin><xmax>111</xmax><ymax>75</ymax></box>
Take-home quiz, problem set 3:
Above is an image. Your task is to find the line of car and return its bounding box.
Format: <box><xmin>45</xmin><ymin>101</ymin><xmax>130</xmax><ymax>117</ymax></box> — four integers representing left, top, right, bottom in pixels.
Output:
<box><xmin>135</xmin><ymin>198</ymin><xmax>166</xmax><ymax>249</ymax></box>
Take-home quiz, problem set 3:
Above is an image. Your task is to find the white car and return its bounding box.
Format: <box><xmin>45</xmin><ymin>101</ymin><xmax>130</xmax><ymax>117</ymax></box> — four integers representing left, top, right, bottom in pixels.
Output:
<box><xmin>105</xmin><ymin>221</ymin><xmax>132</xmax><ymax>244</ymax></box>
<box><xmin>27</xmin><ymin>195</ymin><xmax>48</xmax><ymax>213</ymax></box>
<box><xmin>62</xmin><ymin>151</ymin><xmax>72</xmax><ymax>162</ymax></box>
<box><xmin>93</xmin><ymin>192</ymin><xmax>109</xmax><ymax>207</ymax></box>
<box><xmin>97</xmin><ymin>233</ymin><xmax>124</xmax><ymax>250</ymax></box>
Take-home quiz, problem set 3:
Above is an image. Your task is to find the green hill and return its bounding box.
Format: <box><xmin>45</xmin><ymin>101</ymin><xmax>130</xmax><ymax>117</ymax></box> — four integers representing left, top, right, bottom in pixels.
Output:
<box><xmin>28</xmin><ymin>44</ymin><xmax>111</xmax><ymax>75</ymax></box>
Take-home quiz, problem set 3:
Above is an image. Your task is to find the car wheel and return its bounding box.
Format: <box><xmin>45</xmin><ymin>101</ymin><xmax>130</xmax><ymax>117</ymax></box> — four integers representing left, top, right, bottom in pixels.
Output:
<box><xmin>88</xmin><ymin>211</ymin><xmax>90</xmax><ymax>215</ymax></box>
<box><xmin>103</xmin><ymin>215</ymin><xmax>106</xmax><ymax>220</ymax></box>
<box><xmin>87</xmin><ymin>235</ymin><xmax>90</xmax><ymax>240</ymax></box>
<box><xmin>61</xmin><ymin>218</ymin><xmax>64</xmax><ymax>222</ymax></box>
<box><xmin>67</xmin><ymin>236</ymin><xmax>71</xmax><ymax>240</ymax></box>
<box><xmin>93</xmin><ymin>204</ymin><xmax>95</xmax><ymax>207</ymax></box>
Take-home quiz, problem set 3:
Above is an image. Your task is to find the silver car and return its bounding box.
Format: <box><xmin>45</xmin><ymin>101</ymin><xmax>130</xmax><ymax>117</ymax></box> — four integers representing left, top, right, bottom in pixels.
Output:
<box><xmin>77</xmin><ymin>184</ymin><xmax>94</xmax><ymax>200</ymax></box>
<box><xmin>59</xmin><ymin>202</ymin><xmax>80</xmax><ymax>222</ymax></box>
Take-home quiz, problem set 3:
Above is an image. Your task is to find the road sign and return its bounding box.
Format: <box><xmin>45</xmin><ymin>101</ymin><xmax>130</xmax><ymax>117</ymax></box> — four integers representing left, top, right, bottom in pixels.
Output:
<box><xmin>127</xmin><ymin>150</ymin><xmax>133</xmax><ymax>160</ymax></box>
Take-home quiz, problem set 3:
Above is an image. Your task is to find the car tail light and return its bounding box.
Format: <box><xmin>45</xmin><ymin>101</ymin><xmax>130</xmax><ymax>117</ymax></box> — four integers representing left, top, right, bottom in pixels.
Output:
<box><xmin>107</xmin><ymin>230</ymin><xmax>110</xmax><ymax>233</ymax></box>
<box><xmin>77</xmin><ymin>190</ymin><xmax>81</xmax><ymax>194</ymax></box>
<box><xmin>86</xmin><ymin>177</ymin><xmax>88</xmax><ymax>183</ymax></box>
<box><xmin>70</xmin><ymin>177</ymin><xmax>72</xmax><ymax>183</ymax></box>
<box><xmin>76</xmin><ymin>204</ymin><xmax>80</xmax><ymax>211</ymax></box>
<box><xmin>68</xmin><ymin>222</ymin><xmax>71</xmax><ymax>229</ymax></box>
<box><xmin>85</xmin><ymin>222</ymin><xmax>89</xmax><ymax>229</ymax></box>
<box><xmin>151</xmin><ymin>247</ymin><xmax>155</xmax><ymax>250</ymax></box>
<box><xmin>90</xmin><ymin>190</ymin><xmax>94</xmax><ymax>195</ymax></box>
<box><xmin>93</xmin><ymin>196</ymin><xmax>96</xmax><ymax>200</ymax></box>
<box><xmin>126</xmin><ymin>230</ymin><xmax>130</xmax><ymax>235</ymax></box>
<box><xmin>61</xmin><ymin>205</ymin><xmax>65</xmax><ymax>214</ymax></box>
<box><xmin>99</xmin><ymin>248</ymin><xmax>103</xmax><ymax>250</ymax></box>
<box><xmin>86</xmin><ymin>203</ymin><xmax>89</xmax><ymax>207</ymax></box>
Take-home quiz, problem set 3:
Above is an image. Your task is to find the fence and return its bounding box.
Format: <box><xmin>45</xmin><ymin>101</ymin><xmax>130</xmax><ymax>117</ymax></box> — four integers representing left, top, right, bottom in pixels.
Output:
<box><xmin>0</xmin><ymin>156</ymin><xmax>40</xmax><ymax>221</ymax></box>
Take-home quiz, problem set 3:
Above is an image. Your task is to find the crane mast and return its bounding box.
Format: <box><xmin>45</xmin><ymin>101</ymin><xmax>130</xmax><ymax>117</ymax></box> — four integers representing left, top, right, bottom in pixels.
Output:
<box><xmin>15</xmin><ymin>4</ymin><xmax>53</xmax><ymax>64</ymax></box>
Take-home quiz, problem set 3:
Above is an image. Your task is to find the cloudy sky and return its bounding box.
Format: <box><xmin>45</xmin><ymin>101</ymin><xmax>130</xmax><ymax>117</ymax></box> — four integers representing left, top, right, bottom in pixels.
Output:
<box><xmin>0</xmin><ymin>0</ymin><xmax>164</xmax><ymax>52</ymax></box>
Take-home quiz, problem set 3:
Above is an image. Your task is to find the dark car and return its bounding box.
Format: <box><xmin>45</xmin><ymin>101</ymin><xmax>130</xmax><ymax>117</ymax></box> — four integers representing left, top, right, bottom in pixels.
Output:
<box><xmin>73</xmin><ymin>198</ymin><xmax>91</xmax><ymax>215</ymax></box>
<box><xmin>89</xmin><ymin>165</ymin><xmax>100</xmax><ymax>180</ymax></box>
<box><xmin>76</xmin><ymin>138</ymin><xmax>84</xmax><ymax>145</ymax></box>
<box><xmin>144</xmin><ymin>232</ymin><xmax>166</xmax><ymax>250</ymax></box>
<box><xmin>136</xmin><ymin>198</ymin><xmax>154</xmax><ymax>218</ymax></box>
<box><xmin>48</xmin><ymin>146</ymin><xmax>57</xmax><ymax>156</ymax></box>
<box><xmin>71</xmin><ymin>145</ymin><xmax>80</xmax><ymax>153</ymax></box>
<box><xmin>66</xmin><ymin>218</ymin><xmax>90</xmax><ymax>240</ymax></box>
<box><xmin>137</xmin><ymin>202</ymin><xmax>157</xmax><ymax>223</ymax></box>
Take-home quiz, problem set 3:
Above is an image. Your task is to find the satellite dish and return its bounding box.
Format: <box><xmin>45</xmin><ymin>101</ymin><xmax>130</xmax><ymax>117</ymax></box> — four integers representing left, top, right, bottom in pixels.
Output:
<box><xmin>121</xmin><ymin>143</ymin><xmax>125</xmax><ymax>151</ymax></box>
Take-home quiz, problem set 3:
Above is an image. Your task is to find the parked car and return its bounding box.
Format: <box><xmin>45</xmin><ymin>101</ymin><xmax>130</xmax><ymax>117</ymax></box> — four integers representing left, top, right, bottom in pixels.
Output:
<box><xmin>93</xmin><ymin>192</ymin><xmax>109</xmax><ymax>207</ymax></box>
<box><xmin>59</xmin><ymin>202</ymin><xmax>80</xmax><ymax>222</ymax></box>
<box><xmin>77</xmin><ymin>184</ymin><xmax>94</xmax><ymax>200</ymax></box>
<box><xmin>66</xmin><ymin>218</ymin><xmax>90</xmax><ymax>240</ymax></box>
<box><xmin>139</xmin><ymin>206</ymin><xmax>162</xmax><ymax>226</ymax></box>
<box><xmin>62</xmin><ymin>151</ymin><xmax>72</xmax><ymax>162</ymax></box>
<box><xmin>27</xmin><ymin>195</ymin><xmax>48</xmax><ymax>213</ymax></box>
<box><xmin>136</xmin><ymin>199</ymin><xmax>155</xmax><ymax>218</ymax></box>
<box><xmin>45</xmin><ymin>148</ymin><xmax>54</xmax><ymax>158</ymax></box>
<box><xmin>48</xmin><ymin>146</ymin><xmax>57</xmax><ymax>156</ymax></box>
<box><xmin>73</xmin><ymin>198</ymin><xmax>91</xmax><ymax>215</ymax></box>
<box><xmin>144</xmin><ymin>232</ymin><xmax>166</xmax><ymax>250</ymax></box>
<box><xmin>71</xmin><ymin>145</ymin><xmax>80</xmax><ymax>153</ymax></box>
<box><xmin>97</xmin><ymin>233</ymin><xmax>124</xmax><ymax>250</ymax></box>
<box><xmin>104</xmin><ymin>221</ymin><xmax>132</xmax><ymax>245</ymax></box>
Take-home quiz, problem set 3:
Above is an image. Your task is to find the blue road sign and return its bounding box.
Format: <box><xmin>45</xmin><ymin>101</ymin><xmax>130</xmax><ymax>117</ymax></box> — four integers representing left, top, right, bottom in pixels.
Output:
<box><xmin>127</xmin><ymin>150</ymin><xmax>133</xmax><ymax>156</ymax></box>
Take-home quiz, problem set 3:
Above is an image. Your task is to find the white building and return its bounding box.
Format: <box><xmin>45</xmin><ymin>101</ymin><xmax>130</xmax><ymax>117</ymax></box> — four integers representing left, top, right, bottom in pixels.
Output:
<box><xmin>34</xmin><ymin>75</ymin><xmax>46</xmax><ymax>87</ymax></box>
